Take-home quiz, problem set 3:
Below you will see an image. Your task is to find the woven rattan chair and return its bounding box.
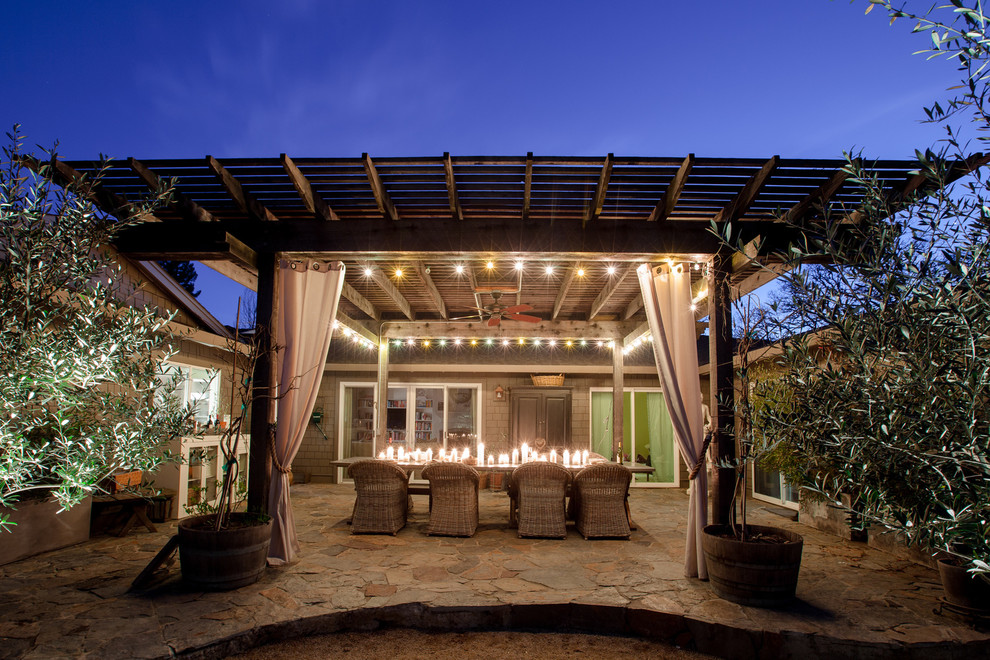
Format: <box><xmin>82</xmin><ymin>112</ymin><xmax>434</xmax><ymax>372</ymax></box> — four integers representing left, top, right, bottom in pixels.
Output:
<box><xmin>508</xmin><ymin>462</ymin><xmax>571</xmax><ymax>538</ymax></box>
<box><xmin>570</xmin><ymin>463</ymin><xmax>633</xmax><ymax>539</ymax></box>
<box><xmin>347</xmin><ymin>459</ymin><xmax>408</xmax><ymax>535</ymax></box>
<box><xmin>421</xmin><ymin>462</ymin><xmax>479</xmax><ymax>537</ymax></box>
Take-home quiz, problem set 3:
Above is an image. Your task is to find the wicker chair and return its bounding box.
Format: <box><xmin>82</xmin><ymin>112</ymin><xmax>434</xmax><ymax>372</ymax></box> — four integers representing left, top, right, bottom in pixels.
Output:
<box><xmin>570</xmin><ymin>463</ymin><xmax>633</xmax><ymax>539</ymax></box>
<box><xmin>421</xmin><ymin>462</ymin><xmax>479</xmax><ymax>537</ymax></box>
<box><xmin>508</xmin><ymin>462</ymin><xmax>572</xmax><ymax>538</ymax></box>
<box><xmin>347</xmin><ymin>459</ymin><xmax>409</xmax><ymax>535</ymax></box>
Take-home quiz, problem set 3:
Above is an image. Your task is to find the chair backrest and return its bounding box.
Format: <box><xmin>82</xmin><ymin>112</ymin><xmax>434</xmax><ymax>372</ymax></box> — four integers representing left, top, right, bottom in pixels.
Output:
<box><xmin>511</xmin><ymin>461</ymin><xmax>571</xmax><ymax>491</ymax></box>
<box><xmin>574</xmin><ymin>462</ymin><xmax>632</xmax><ymax>494</ymax></box>
<box><xmin>422</xmin><ymin>461</ymin><xmax>480</xmax><ymax>485</ymax></box>
<box><xmin>347</xmin><ymin>459</ymin><xmax>408</xmax><ymax>486</ymax></box>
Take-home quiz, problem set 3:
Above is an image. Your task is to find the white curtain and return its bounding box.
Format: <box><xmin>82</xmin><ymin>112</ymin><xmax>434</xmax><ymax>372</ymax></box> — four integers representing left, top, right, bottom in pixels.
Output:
<box><xmin>637</xmin><ymin>263</ymin><xmax>708</xmax><ymax>579</ymax></box>
<box><xmin>267</xmin><ymin>259</ymin><xmax>345</xmax><ymax>565</ymax></box>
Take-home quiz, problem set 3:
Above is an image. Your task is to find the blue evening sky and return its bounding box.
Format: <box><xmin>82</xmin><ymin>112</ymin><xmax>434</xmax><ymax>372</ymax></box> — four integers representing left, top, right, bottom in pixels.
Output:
<box><xmin>2</xmin><ymin>1</ymin><xmax>964</xmax><ymax>325</ymax></box>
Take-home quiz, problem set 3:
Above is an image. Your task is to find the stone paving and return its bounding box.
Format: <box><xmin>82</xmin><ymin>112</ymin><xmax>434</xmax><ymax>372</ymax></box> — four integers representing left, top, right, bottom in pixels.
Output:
<box><xmin>1</xmin><ymin>483</ymin><xmax>988</xmax><ymax>659</ymax></box>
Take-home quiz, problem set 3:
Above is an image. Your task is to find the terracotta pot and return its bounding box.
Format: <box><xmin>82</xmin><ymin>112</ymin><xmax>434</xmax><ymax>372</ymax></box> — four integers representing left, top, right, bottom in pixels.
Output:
<box><xmin>702</xmin><ymin>524</ymin><xmax>804</xmax><ymax>607</ymax></box>
<box><xmin>178</xmin><ymin>513</ymin><xmax>272</xmax><ymax>590</ymax></box>
<box><xmin>938</xmin><ymin>558</ymin><xmax>990</xmax><ymax>612</ymax></box>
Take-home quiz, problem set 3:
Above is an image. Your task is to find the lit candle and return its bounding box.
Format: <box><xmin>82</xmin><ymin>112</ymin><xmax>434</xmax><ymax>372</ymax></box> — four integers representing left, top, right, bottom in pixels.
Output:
<box><xmin>398</xmin><ymin>446</ymin><xmax>405</xmax><ymax>461</ymax></box>
<box><xmin>582</xmin><ymin>449</ymin><xmax>589</xmax><ymax>465</ymax></box>
<box><xmin>539</xmin><ymin>454</ymin><xmax>547</xmax><ymax>462</ymax></box>
<box><xmin>462</xmin><ymin>447</ymin><xmax>470</xmax><ymax>461</ymax></box>
<box><xmin>477</xmin><ymin>443</ymin><xmax>485</xmax><ymax>463</ymax></box>
<box><xmin>386</xmin><ymin>446</ymin><xmax>394</xmax><ymax>460</ymax></box>
<box><xmin>550</xmin><ymin>449</ymin><xmax>557</xmax><ymax>464</ymax></box>
<box><xmin>426</xmin><ymin>448</ymin><xmax>433</xmax><ymax>462</ymax></box>
<box><xmin>511</xmin><ymin>448</ymin><xmax>519</xmax><ymax>465</ymax></box>
<box><xmin>413</xmin><ymin>449</ymin><xmax>421</xmax><ymax>462</ymax></box>
<box><xmin>521</xmin><ymin>443</ymin><xmax>529</xmax><ymax>463</ymax></box>
<box><xmin>563</xmin><ymin>449</ymin><xmax>570</xmax><ymax>466</ymax></box>
<box><xmin>488</xmin><ymin>453</ymin><xmax>494</xmax><ymax>466</ymax></box>
<box><xmin>499</xmin><ymin>453</ymin><xmax>509</xmax><ymax>466</ymax></box>
<box><xmin>378</xmin><ymin>450</ymin><xmax>386</xmax><ymax>459</ymax></box>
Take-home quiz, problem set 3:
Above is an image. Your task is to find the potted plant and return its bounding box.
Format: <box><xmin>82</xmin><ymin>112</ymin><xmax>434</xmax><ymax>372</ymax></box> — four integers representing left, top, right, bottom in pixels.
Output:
<box><xmin>175</xmin><ymin>304</ymin><xmax>272</xmax><ymax>590</ymax></box>
<box><xmin>1</xmin><ymin>130</ymin><xmax>190</xmax><ymax>561</ymax></box>
<box><xmin>700</xmin><ymin>299</ymin><xmax>804</xmax><ymax>607</ymax></box>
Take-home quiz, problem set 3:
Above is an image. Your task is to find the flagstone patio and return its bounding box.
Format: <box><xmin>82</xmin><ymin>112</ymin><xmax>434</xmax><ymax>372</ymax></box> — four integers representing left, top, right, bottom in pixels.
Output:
<box><xmin>1</xmin><ymin>483</ymin><xmax>987</xmax><ymax>659</ymax></box>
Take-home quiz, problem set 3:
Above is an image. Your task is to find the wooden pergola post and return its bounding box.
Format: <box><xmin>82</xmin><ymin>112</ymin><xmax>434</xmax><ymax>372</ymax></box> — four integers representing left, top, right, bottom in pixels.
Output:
<box><xmin>375</xmin><ymin>336</ymin><xmax>390</xmax><ymax>454</ymax></box>
<box><xmin>247</xmin><ymin>252</ymin><xmax>276</xmax><ymax>514</ymax></box>
<box><xmin>612</xmin><ymin>341</ymin><xmax>624</xmax><ymax>462</ymax></box>
<box><xmin>709</xmin><ymin>245</ymin><xmax>736</xmax><ymax>526</ymax></box>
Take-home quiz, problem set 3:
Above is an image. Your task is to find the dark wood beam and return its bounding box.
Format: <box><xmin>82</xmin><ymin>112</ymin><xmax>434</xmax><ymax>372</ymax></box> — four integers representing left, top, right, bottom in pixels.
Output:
<box><xmin>588</xmin><ymin>263</ymin><xmax>637</xmax><ymax>320</ymax></box>
<box><xmin>335</xmin><ymin>309</ymin><xmax>379</xmax><ymax>344</ymax></box>
<box><xmin>247</xmin><ymin>252</ymin><xmax>276</xmax><ymax>514</ymax></box>
<box><xmin>443</xmin><ymin>152</ymin><xmax>463</xmax><ymax>221</ymax></box>
<box><xmin>206</xmin><ymin>155</ymin><xmax>278</xmax><ymax>222</ymax></box>
<box><xmin>341</xmin><ymin>281</ymin><xmax>380</xmax><ymax>321</ymax></box>
<box><xmin>199</xmin><ymin>259</ymin><xmax>258</xmax><ymax>290</ymax></box>
<box><xmin>649</xmin><ymin>153</ymin><xmax>694</xmax><ymax>223</ymax></box>
<box><xmin>370</xmin><ymin>267</ymin><xmax>414</xmax><ymax>320</ymax></box>
<box><xmin>281</xmin><ymin>153</ymin><xmax>338</xmax><ymax>221</ymax></box>
<box><xmin>22</xmin><ymin>156</ymin><xmax>156</xmax><ymax>222</ymax></box>
<box><xmin>552</xmin><ymin>265</ymin><xmax>579</xmax><ymax>320</ymax></box>
<box><xmin>465</xmin><ymin>266</ymin><xmax>484</xmax><ymax>322</ymax></box>
<box><xmin>129</xmin><ymin>157</ymin><xmax>215</xmax><ymax>223</ymax></box>
<box><xmin>713</xmin><ymin>156</ymin><xmax>779</xmax><ymax>224</ymax></box>
<box><xmin>584</xmin><ymin>153</ymin><xmax>613</xmax><ymax>227</ymax></box>
<box><xmin>522</xmin><ymin>152</ymin><xmax>533</xmax><ymax>221</ymax></box>
<box><xmin>777</xmin><ymin>166</ymin><xmax>850</xmax><ymax>225</ymax></box>
<box><xmin>414</xmin><ymin>261</ymin><xmax>447</xmax><ymax>319</ymax></box>
<box><xmin>709</xmin><ymin>244</ymin><xmax>735</xmax><ymax>526</ymax></box>
<box><xmin>363</xmin><ymin>153</ymin><xmax>399</xmax><ymax>222</ymax></box>
<box><xmin>382</xmin><ymin>319</ymin><xmax>643</xmax><ymax>340</ymax></box>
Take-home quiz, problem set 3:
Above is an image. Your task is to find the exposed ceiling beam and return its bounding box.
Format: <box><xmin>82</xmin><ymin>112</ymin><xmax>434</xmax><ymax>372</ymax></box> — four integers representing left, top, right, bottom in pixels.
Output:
<box><xmin>129</xmin><ymin>157</ymin><xmax>215</xmax><ymax>223</ymax></box>
<box><xmin>443</xmin><ymin>152</ymin><xmax>463</xmax><ymax>221</ymax></box>
<box><xmin>588</xmin><ymin>263</ymin><xmax>636</xmax><ymax>320</ymax></box>
<box><xmin>414</xmin><ymin>261</ymin><xmax>447</xmax><ymax>319</ymax></box>
<box><xmin>623</xmin><ymin>291</ymin><xmax>643</xmax><ymax>320</ymax></box>
<box><xmin>622</xmin><ymin>321</ymin><xmax>650</xmax><ymax>348</ymax></box>
<box><xmin>281</xmin><ymin>153</ymin><xmax>338</xmax><ymax>221</ymax></box>
<box><xmin>206</xmin><ymin>155</ymin><xmax>278</xmax><ymax>222</ymax></box>
<box><xmin>199</xmin><ymin>260</ymin><xmax>258</xmax><ymax>290</ymax></box>
<box><xmin>465</xmin><ymin>266</ymin><xmax>484</xmax><ymax>321</ymax></box>
<box><xmin>342</xmin><ymin>281</ymin><xmax>380</xmax><ymax>321</ymax></box>
<box><xmin>362</xmin><ymin>153</ymin><xmax>398</xmax><ymax>222</ymax></box>
<box><xmin>777</xmin><ymin>166</ymin><xmax>850</xmax><ymax>225</ymax></box>
<box><xmin>336</xmin><ymin>310</ymin><xmax>379</xmax><ymax>344</ymax></box>
<box><xmin>522</xmin><ymin>152</ymin><xmax>533</xmax><ymax>221</ymax></box>
<box><xmin>369</xmin><ymin>267</ymin><xmax>414</xmax><ymax>320</ymax></box>
<box><xmin>732</xmin><ymin>262</ymin><xmax>791</xmax><ymax>300</ymax></box>
<box><xmin>552</xmin><ymin>265</ymin><xmax>580</xmax><ymax>320</ymax></box>
<box><xmin>584</xmin><ymin>153</ymin><xmax>613</xmax><ymax>226</ymax></box>
<box><xmin>382</xmin><ymin>319</ymin><xmax>644</xmax><ymax>340</ymax></box>
<box><xmin>713</xmin><ymin>155</ymin><xmax>779</xmax><ymax>224</ymax></box>
<box><xmin>649</xmin><ymin>153</ymin><xmax>694</xmax><ymax>222</ymax></box>
<box><xmin>515</xmin><ymin>268</ymin><xmax>523</xmax><ymax>306</ymax></box>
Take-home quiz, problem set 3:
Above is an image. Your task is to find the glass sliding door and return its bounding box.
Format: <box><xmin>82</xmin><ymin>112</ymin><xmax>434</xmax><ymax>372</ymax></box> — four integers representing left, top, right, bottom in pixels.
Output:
<box><xmin>589</xmin><ymin>388</ymin><xmax>679</xmax><ymax>487</ymax></box>
<box><xmin>341</xmin><ymin>384</ymin><xmax>376</xmax><ymax>460</ymax></box>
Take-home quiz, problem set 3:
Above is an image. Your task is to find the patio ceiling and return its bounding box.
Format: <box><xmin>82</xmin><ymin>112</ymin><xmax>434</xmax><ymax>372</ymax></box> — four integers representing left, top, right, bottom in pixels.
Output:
<box><xmin>40</xmin><ymin>152</ymin><xmax>980</xmax><ymax>342</ymax></box>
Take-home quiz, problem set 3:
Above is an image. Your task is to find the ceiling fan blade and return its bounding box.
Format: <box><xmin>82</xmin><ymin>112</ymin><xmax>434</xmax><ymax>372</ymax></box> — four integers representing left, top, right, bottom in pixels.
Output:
<box><xmin>505</xmin><ymin>313</ymin><xmax>541</xmax><ymax>323</ymax></box>
<box><xmin>503</xmin><ymin>304</ymin><xmax>533</xmax><ymax>314</ymax></box>
<box><xmin>487</xmin><ymin>316</ymin><xmax>501</xmax><ymax>327</ymax></box>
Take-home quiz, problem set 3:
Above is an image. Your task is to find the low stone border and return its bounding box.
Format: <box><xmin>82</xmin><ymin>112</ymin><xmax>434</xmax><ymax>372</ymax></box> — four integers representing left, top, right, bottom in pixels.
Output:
<box><xmin>176</xmin><ymin>602</ymin><xmax>990</xmax><ymax>660</ymax></box>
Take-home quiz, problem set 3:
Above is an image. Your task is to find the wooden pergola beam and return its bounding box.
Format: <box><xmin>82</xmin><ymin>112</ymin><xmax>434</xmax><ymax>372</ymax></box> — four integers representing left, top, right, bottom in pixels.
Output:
<box><xmin>363</xmin><ymin>153</ymin><xmax>399</xmax><ymax>222</ymax></box>
<box><xmin>414</xmin><ymin>261</ymin><xmax>447</xmax><ymax>319</ymax></box>
<box><xmin>649</xmin><ymin>153</ymin><xmax>694</xmax><ymax>223</ymax></box>
<box><xmin>713</xmin><ymin>155</ymin><xmax>779</xmax><ymax>224</ymax></box>
<box><xmin>23</xmin><ymin>156</ymin><xmax>156</xmax><ymax>222</ymax></box>
<box><xmin>588</xmin><ymin>263</ymin><xmax>636</xmax><ymax>320</ymax></box>
<box><xmin>382</xmin><ymin>319</ymin><xmax>642</xmax><ymax>340</ymax></box>
<box><xmin>465</xmin><ymin>266</ymin><xmax>484</xmax><ymax>322</ymax></box>
<box><xmin>370</xmin><ymin>267</ymin><xmax>414</xmax><ymax>320</ymax></box>
<box><xmin>621</xmin><ymin>320</ymin><xmax>650</xmax><ymax>348</ymax></box>
<box><xmin>129</xmin><ymin>157</ymin><xmax>215</xmax><ymax>223</ymax></box>
<box><xmin>206</xmin><ymin>155</ymin><xmax>278</xmax><ymax>222</ymax></box>
<box><xmin>443</xmin><ymin>152</ymin><xmax>463</xmax><ymax>221</ymax></box>
<box><xmin>522</xmin><ymin>152</ymin><xmax>533</xmax><ymax>221</ymax></box>
<box><xmin>778</xmin><ymin>166</ymin><xmax>850</xmax><ymax>225</ymax></box>
<box><xmin>552</xmin><ymin>265</ymin><xmax>579</xmax><ymax>320</ymax></box>
<box><xmin>341</xmin><ymin>281</ymin><xmax>380</xmax><ymax>321</ymax></box>
<box><xmin>623</xmin><ymin>291</ymin><xmax>643</xmax><ymax>320</ymax></box>
<box><xmin>281</xmin><ymin>153</ymin><xmax>338</xmax><ymax>222</ymax></box>
<box><xmin>584</xmin><ymin>153</ymin><xmax>613</xmax><ymax>227</ymax></box>
<box><xmin>335</xmin><ymin>309</ymin><xmax>379</xmax><ymax>344</ymax></box>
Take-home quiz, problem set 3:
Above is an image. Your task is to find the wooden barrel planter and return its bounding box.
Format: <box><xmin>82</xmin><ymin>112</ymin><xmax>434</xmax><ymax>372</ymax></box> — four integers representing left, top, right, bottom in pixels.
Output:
<box><xmin>938</xmin><ymin>558</ymin><xmax>990</xmax><ymax>614</ymax></box>
<box><xmin>702</xmin><ymin>524</ymin><xmax>803</xmax><ymax>607</ymax></box>
<box><xmin>178</xmin><ymin>513</ymin><xmax>272</xmax><ymax>590</ymax></box>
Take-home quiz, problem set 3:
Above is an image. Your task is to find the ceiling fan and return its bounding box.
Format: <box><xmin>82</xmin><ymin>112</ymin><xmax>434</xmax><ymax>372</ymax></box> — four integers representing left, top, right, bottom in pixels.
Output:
<box><xmin>453</xmin><ymin>289</ymin><xmax>541</xmax><ymax>327</ymax></box>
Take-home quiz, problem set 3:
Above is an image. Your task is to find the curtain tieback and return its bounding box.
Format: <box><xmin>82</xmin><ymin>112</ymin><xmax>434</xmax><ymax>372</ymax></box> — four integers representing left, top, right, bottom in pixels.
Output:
<box><xmin>688</xmin><ymin>431</ymin><xmax>713</xmax><ymax>481</ymax></box>
<box><xmin>268</xmin><ymin>423</ymin><xmax>292</xmax><ymax>474</ymax></box>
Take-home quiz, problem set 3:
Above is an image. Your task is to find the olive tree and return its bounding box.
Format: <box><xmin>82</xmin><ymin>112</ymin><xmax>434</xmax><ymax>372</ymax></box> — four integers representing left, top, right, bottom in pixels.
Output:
<box><xmin>0</xmin><ymin>127</ymin><xmax>191</xmax><ymax>527</ymax></box>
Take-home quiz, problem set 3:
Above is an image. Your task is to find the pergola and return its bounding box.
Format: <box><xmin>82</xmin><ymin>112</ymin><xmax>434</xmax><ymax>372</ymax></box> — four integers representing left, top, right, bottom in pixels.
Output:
<box><xmin>37</xmin><ymin>151</ymin><xmax>977</xmax><ymax>526</ymax></box>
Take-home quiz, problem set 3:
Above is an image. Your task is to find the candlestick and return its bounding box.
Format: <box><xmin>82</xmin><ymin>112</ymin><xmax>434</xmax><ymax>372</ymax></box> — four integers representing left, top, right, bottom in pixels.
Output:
<box><xmin>477</xmin><ymin>443</ymin><xmax>485</xmax><ymax>463</ymax></box>
<box><xmin>487</xmin><ymin>453</ymin><xmax>494</xmax><ymax>466</ymax></box>
<box><xmin>511</xmin><ymin>448</ymin><xmax>519</xmax><ymax>465</ymax></box>
<box><xmin>499</xmin><ymin>453</ymin><xmax>509</xmax><ymax>466</ymax></box>
<box><xmin>521</xmin><ymin>442</ymin><xmax>529</xmax><ymax>463</ymax></box>
<box><xmin>426</xmin><ymin>448</ymin><xmax>433</xmax><ymax>462</ymax></box>
<box><xmin>582</xmin><ymin>449</ymin><xmax>589</xmax><ymax>465</ymax></box>
<box><xmin>462</xmin><ymin>447</ymin><xmax>470</xmax><ymax>461</ymax></box>
<box><xmin>378</xmin><ymin>450</ymin><xmax>386</xmax><ymax>459</ymax></box>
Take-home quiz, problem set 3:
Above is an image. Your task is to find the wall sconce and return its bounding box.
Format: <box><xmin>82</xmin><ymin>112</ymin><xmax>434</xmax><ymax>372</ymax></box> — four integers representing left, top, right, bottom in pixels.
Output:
<box><xmin>494</xmin><ymin>385</ymin><xmax>505</xmax><ymax>401</ymax></box>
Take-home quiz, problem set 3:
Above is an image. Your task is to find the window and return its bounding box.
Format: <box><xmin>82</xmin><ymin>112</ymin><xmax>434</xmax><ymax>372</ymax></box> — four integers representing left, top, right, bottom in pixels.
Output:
<box><xmin>160</xmin><ymin>363</ymin><xmax>221</xmax><ymax>428</ymax></box>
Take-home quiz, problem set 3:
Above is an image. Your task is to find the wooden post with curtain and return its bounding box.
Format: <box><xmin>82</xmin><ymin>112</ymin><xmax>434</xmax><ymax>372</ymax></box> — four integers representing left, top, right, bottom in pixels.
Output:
<box><xmin>375</xmin><ymin>336</ymin><xmax>389</xmax><ymax>455</ymax></box>
<box><xmin>708</xmin><ymin>244</ymin><xmax>736</xmax><ymax>525</ymax></box>
<box><xmin>247</xmin><ymin>252</ymin><xmax>276</xmax><ymax>514</ymax></box>
<box><xmin>612</xmin><ymin>340</ymin><xmax>624</xmax><ymax>462</ymax></box>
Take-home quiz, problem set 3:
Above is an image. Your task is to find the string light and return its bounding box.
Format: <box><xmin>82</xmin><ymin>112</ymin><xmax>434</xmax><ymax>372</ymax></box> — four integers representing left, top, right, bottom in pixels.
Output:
<box><xmin>407</xmin><ymin>338</ymin><xmax>415</xmax><ymax>346</ymax></box>
<box><xmin>394</xmin><ymin>267</ymin><xmax>403</xmax><ymax>278</ymax></box>
<box><xmin>606</xmin><ymin>265</ymin><xmax>616</xmax><ymax>275</ymax></box>
<box><xmin>548</xmin><ymin>339</ymin><xmax>556</xmax><ymax>347</ymax></box>
<box><xmin>502</xmin><ymin>339</ymin><xmax>510</xmax><ymax>346</ymax></box>
<box><xmin>470</xmin><ymin>339</ymin><xmax>478</xmax><ymax>346</ymax></box>
<box><xmin>453</xmin><ymin>338</ymin><xmax>462</xmax><ymax>346</ymax></box>
<box><xmin>577</xmin><ymin>267</ymin><xmax>585</xmax><ymax>277</ymax></box>
<box><xmin>364</xmin><ymin>267</ymin><xmax>373</xmax><ymax>277</ymax></box>
<box><xmin>486</xmin><ymin>260</ymin><xmax>495</xmax><ymax>270</ymax></box>
<box><xmin>423</xmin><ymin>339</ymin><xmax>430</xmax><ymax>347</ymax></box>
<box><xmin>545</xmin><ymin>265</ymin><xmax>554</xmax><ymax>275</ymax></box>
<box><xmin>485</xmin><ymin>337</ymin><xmax>493</xmax><ymax>345</ymax></box>
<box><xmin>455</xmin><ymin>264</ymin><xmax>464</xmax><ymax>275</ymax></box>
<box><xmin>515</xmin><ymin>261</ymin><xmax>524</xmax><ymax>271</ymax></box>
